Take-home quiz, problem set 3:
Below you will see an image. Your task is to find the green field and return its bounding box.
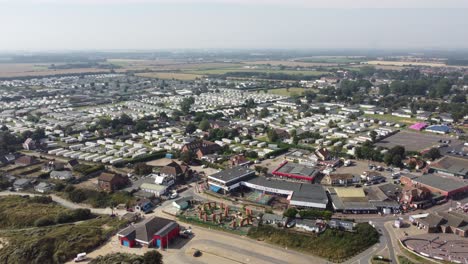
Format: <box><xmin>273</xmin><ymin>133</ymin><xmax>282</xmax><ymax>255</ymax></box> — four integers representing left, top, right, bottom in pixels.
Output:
<box><xmin>364</xmin><ymin>114</ymin><xmax>418</xmax><ymax>125</ymax></box>
<box><xmin>136</xmin><ymin>72</ymin><xmax>202</xmax><ymax>80</ymax></box>
<box><xmin>267</xmin><ymin>87</ymin><xmax>311</xmax><ymax>97</ymax></box>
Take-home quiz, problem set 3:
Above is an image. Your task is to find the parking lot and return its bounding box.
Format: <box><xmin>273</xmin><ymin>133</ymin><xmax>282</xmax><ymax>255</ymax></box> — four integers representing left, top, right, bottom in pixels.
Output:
<box><xmin>376</xmin><ymin>130</ymin><xmax>458</xmax><ymax>151</ymax></box>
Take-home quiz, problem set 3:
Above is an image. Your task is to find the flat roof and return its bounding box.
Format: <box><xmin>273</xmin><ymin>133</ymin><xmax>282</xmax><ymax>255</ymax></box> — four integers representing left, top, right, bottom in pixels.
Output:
<box><xmin>406</xmin><ymin>173</ymin><xmax>468</xmax><ymax>193</ymax></box>
<box><xmin>243</xmin><ymin>176</ymin><xmax>328</xmax><ymax>205</ymax></box>
<box><xmin>208</xmin><ymin>166</ymin><xmax>255</xmax><ymax>183</ymax></box>
<box><xmin>272</xmin><ymin>161</ymin><xmax>319</xmax><ymax>181</ymax></box>
<box><xmin>334</xmin><ymin>187</ymin><xmax>366</xmax><ymax>198</ymax></box>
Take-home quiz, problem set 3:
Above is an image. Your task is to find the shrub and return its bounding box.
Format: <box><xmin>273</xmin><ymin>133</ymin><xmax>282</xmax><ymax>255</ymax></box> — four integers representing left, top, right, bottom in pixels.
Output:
<box><xmin>68</xmin><ymin>189</ymin><xmax>87</xmax><ymax>203</ymax></box>
<box><xmin>55</xmin><ymin>212</ymin><xmax>73</xmax><ymax>224</ymax></box>
<box><xmin>30</xmin><ymin>196</ymin><xmax>53</xmax><ymax>204</ymax></box>
<box><xmin>34</xmin><ymin>216</ymin><xmax>55</xmax><ymax>227</ymax></box>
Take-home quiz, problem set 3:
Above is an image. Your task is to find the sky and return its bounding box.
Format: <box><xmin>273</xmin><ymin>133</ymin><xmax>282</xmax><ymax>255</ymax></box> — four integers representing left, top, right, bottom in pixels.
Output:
<box><xmin>0</xmin><ymin>0</ymin><xmax>467</xmax><ymax>51</ymax></box>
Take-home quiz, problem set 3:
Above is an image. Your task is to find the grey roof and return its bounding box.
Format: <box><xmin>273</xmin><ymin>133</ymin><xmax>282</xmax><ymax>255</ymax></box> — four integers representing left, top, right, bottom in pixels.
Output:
<box><xmin>290</xmin><ymin>184</ymin><xmax>329</xmax><ymax>205</ymax></box>
<box><xmin>431</xmin><ymin>156</ymin><xmax>468</xmax><ymax>176</ymax></box>
<box><xmin>276</xmin><ymin>163</ymin><xmax>319</xmax><ymax>179</ymax></box>
<box><xmin>118</xmin><ymin>216</ymin><xmax>177</xmax><ymax>243</ymax></box>
<box><xmin>411</xmin><ymin>173</ymin><xmax>468</xmax><ymax>193</ymax></box>
<box><xmin>243</xmin><ymin>176</ymin><xmax>328</xmax><ymax>205</ymax></box>
<box><xmin>209</xmin><ymin>166</ymin><xmax>255</xmax><ymax>183</ymax></box>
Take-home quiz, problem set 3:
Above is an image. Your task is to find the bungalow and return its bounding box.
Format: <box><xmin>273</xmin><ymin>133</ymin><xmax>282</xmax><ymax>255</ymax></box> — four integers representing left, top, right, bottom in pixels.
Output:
<box><xmin>328</xmin><ymin>219</ymin><xmax>355</xmax><ymax>231</ymax></box>
<box><xmin>262</xmin><ymin>213</ymin><xmax>287</xmax><ymax>226</ymax></box>
<box><xmin>392</xmin><ymin>110</ymin><xmax>412</xmax><ymax>119</ymax></box>
<box><xmin>50</xmin><ymin>170</ymin><xmax>74</xmax><ymax>181</ymax></box>
<box><xmin>135</xmin><ymin>199</ymin><xmax>155</xmax><ymax>214</ymax></box>
<box><xmin>35</xmin><ymin>182</ymin><xmax>55</xmax><ymax>193</ymax></box>
<box><xmin>295</xmin><ymin>219</ymin><xmax>324</xmax><ymax>233</ymax></box>
<box><xmin>14</xmin><ymin>156</ymin><xmax>38</xmax><ymax>166</ymax></box>
<box><xmin>13</xmin><ymin>178</ymin><xmax>32</xmax><ymax>191</ymax></box>
<box><xmin>117</xmin><ymin>216</ymin><xmax>180</xmax><ymax>248</ymax></box>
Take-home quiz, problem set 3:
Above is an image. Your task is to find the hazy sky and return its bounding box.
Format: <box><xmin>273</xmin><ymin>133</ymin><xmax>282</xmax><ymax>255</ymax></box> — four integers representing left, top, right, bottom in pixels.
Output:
<box><xmin>1</xmin><ymin>0</ymin><xmax>467</xmax><ymax>51</ymax></box>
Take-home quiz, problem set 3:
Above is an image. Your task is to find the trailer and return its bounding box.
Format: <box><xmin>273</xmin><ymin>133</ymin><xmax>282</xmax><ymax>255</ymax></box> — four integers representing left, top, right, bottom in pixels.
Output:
<box><xmin>110</xmin><ymin>158</ymin><xmax>123</xmax><ymax>165</ymax></box>
<box><xmin>69</xmin><ymin>144</ymin><xmax>84</xmax><ymax>151</ymax></box>
<box><xmin>48</xmin><ymin>148</ymin><xmax>64</xmax><ymax>155</ymax></box>
<box><xmin>63</xmin><ymin>151</ymin><xmax>75</xmax><ymax>158</ymax></box>
<box><xmin>93</xmin><ymin>155</ymin><xmax>106</xmax><ymax>162</ymax></box>
<box><xmin>101</xmin><ymin>156</ymin><xmax>113</xmax><ymax>163</ymax></box>
<box><xmin>85</xmin><ymin>154</ymin><xmax>99</xmax><ymax>161</ymax></box>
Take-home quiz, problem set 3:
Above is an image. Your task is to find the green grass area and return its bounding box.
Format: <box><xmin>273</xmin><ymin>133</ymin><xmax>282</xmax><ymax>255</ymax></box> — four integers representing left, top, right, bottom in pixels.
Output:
<box><xmin>364</xmin><ymin>114</ymin><xmax>418</xmax><ymax>125</ymax></box>
<box><xmin>247</xmin><ymin>223</ymin><xmax>379</xmax><ymax>262</ymax></box>
<box><xmin>267</xmin><ymin>87</ymin><xmax>312</xmax><ymax>97</ymax></box>
<box><xmin>0</xmin><ymin>216</ymin><xmax>127</xmax><ymax>264</ymax></box>
<box><xmin>397</xmin><ymin>255</ymin><xmax>418</xmax><ymax>264</ymax></box>
<box><xmin>0</xmin><ymin>195</ymin><xmax>92</xmax><ymax>229</ymax></box>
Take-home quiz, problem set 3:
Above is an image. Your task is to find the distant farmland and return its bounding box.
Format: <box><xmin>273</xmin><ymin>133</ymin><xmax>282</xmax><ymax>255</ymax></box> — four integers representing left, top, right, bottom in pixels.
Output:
<box><xmin>0</xmin><ymin>63</ymin><xmax>112</xmax><ymax>78</ymax></box>
<box><xmin>136</xmin><ymin>72</ymin><xmax>202</xmax><ymax>80</ymax></box>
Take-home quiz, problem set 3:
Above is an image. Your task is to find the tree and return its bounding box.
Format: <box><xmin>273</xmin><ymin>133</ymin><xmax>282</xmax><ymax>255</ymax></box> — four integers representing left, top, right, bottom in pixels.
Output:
<box><xmin>283</xmin><ymin>208</ymin><xmax>298</xmax><ymax>218</ymax></box>
<box><xmin>143</xmin><ymin>250</ymin><xmax>163</xmax><ymax>264</ymax></box>
<box><xmin>135</xmin><ymin>119</ymin><xmax>150</xmax><ymax>132</ymax></box>
<box><xmin>180</xmin><ymin>150</ymin><xmax>195</xmax><ymax>164</ymax></box>
<box><xmin>199</xmin><ymin>119</ymin><xmax>210</xmax><ymax>131</ymax></box>
<box><xmin>259</xmin><ymin>108</ymin><xmax>269</xmax><ymax>118</ymax></box>
<box><xmin>185</xmin><ymin>123</ymin><xmax>197</xmax><ymax>134</ymax></box>
<box><xmin>134</xmin><ymin>163</ymin><xmax>153</xmax><ymax>175</ymax></box>
<box><xmin>370</xmin><ymin>130</ymin><xmax>378</xmax><ymax>143</ymax></box>
<box><xmin>179</xmin><ymin>97</ymin><xmax>195</xmax><ymax>114</ymax></box>
<box><xmin>424</xmin><ymin>148</ymin><xmax>442</xmax><ymax>161</ymax></box>
<box><xmin>267</xmin><ymin>129</ymin><xmax>279</xmax><ymax>142</ymax></box>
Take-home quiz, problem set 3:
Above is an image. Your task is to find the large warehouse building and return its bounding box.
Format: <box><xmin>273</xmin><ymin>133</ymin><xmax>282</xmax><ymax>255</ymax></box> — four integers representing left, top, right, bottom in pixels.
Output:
<box><xmin>243</xmin><ymin>176</ymin><xmax>329</xmax><ymax>209</ymax></box>
<box><xmin>272</xmin><ymin>161</ymin><xmax>320</xmax><ymax>182</ymax></box>
<box><xmin>400</xmin><ymin>173</ymin><xmax>468</xmax><ymax>198</ymax></box>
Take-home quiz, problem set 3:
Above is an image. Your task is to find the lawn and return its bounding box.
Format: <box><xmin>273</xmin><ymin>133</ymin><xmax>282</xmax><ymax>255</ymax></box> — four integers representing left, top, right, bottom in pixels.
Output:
<box><xmin>136</xmin><ymin>72</ymin><xmax>202</xmax><ymax>80</ymax></box>
<box><xmin>247</xmin><ymin>223</ymin><xmax>379</xmax><ymax>262</ymax></box>
<box><xmin>0</xmin><ymin>216</ymin><xmax>127</xmax><ymax>264</ymax></box>
<box><xmin>363</xmin><ymin>114</ymin><xmax>418</xmax><ymax>125</ymax></box>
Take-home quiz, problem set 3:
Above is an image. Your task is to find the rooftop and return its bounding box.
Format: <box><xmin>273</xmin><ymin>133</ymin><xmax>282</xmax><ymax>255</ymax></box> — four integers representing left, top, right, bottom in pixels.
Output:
<box><xmin>208</xmin><ymin>166</ymin><xmax>255</xmax><ymax>183</ymax></box>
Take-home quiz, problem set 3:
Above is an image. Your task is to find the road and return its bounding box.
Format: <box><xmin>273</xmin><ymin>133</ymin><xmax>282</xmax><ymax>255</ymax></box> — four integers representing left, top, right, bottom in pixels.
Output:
<box><xmin>0</xmin><ymin>187</ymin><xmax>400</xmax><ymax>264</ymax></box>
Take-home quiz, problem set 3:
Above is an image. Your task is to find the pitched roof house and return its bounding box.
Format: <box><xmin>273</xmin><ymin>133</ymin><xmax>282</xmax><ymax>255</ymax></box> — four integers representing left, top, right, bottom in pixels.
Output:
<box><xmin>117</xmin><ymin>216</ymin><xmax>180</xmax><ymax>248</ymax></box>
<box><xmin>181</xmin><ymin>140</ymin><xmax>221</xmax><ymax>159</ymax></box>
<box><xmin>98</xmin><ymin>172</ymin><xmax>128</xmax><ymax>192</ymax></box>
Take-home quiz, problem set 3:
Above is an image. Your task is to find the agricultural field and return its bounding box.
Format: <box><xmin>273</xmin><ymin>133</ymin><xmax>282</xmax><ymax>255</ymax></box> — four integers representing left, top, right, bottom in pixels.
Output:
<box><xmin>365</xmin><ymin>60</ymin><xmax>468</xmax><ymax>68</ymax></box>
<box><xmin>245</xmin><ymin>60</ymin><xmax>338</xmax><ymax>67</ymax></box>
<box><xmin>0</xmin><ymin>63</ymin><xmax>111</xmax><ymax>78</ymax></box>
<box><xmin>135</xmin><ymin>72</ymin><xmax>203</xmax><ymax>80</ymax></box>
<box><xmin>185</xmin><ymin>67</ymin><xmax>328</xmax><ymax>76</ymax></box>
<box><xmin>295</xmin><ymin>56</ymin><xmax>366</xmax><ymax>64</ymax></box>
